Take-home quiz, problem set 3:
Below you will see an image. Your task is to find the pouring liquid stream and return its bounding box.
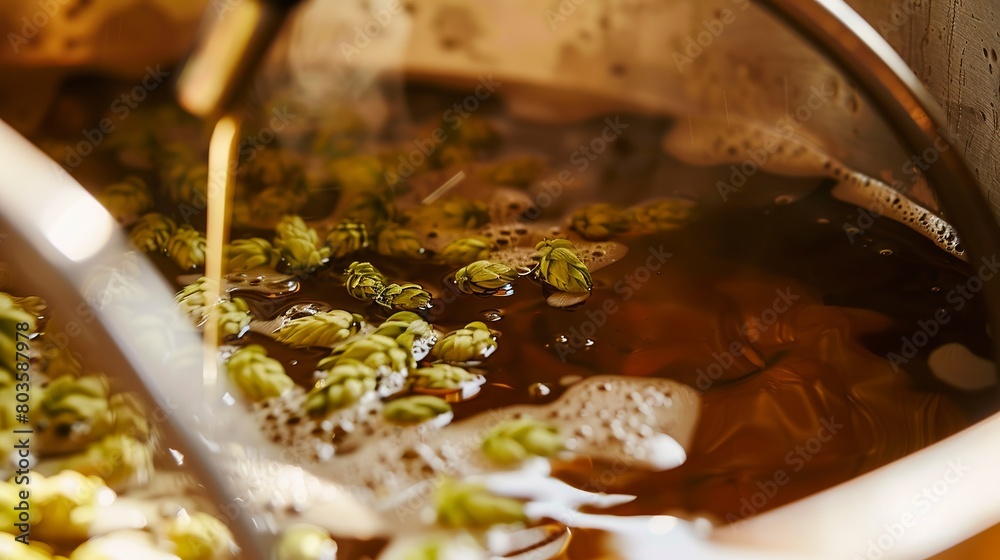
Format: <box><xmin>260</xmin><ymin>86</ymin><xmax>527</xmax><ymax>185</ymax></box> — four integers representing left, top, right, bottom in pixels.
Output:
<box><xmin>202</xmin><ymin>115</ymin><xmax>242</xmax><ymax>386</ymax></box>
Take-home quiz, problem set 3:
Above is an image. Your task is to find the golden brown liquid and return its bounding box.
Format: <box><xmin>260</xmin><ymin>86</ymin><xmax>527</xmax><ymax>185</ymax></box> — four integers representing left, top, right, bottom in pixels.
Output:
<box><xmin>35</xmin><ymin>78</ymin><xmax>994</xmax><ymax>558</ymax></box>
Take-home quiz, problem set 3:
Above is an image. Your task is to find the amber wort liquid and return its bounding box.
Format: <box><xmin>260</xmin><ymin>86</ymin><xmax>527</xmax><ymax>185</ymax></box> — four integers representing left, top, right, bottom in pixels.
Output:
<box><xmin>35</xmin><ymin>77</ymin><xmax>995</xmax><ymax>558</ymax></box>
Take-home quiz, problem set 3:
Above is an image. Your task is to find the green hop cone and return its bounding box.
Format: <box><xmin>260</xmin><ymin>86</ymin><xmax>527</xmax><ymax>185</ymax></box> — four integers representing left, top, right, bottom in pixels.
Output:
<box><xmin>383</xmin><ymin>395</ymin><xmax>452</xmax><ymax>425</ymax></box>
<box><xmin>454</xmin><ymin>115</ymin><xmax>500</xmax><ymax>149</ymax></box>
<box><xmin>274</xmin><ymin>524</ymin><xmax>338</xmax><ymax>560</ymax></box>
<box><xmin>54</xmin><ymin>434</ymin><xmax>153</xmax><ymax>490</ymax></box>
<box><xmin>375</xmin><ymin>283</ymin><xmax>433</xmax><ymax>312</ymax></box>
<box><xmin>38</xmin><ymin>375</ymin><xmax>113</xmax><ymax>446</ymax></box>
<box><xmin>628</xmin><ymin>198</ymin><xmax>697</xmax><ymax>232</ymax></box>
<box><xmin>481</xmin><ymin>418</ymin><xmax>563</xmax><ymax>465</ymax></box>
<box><xmin>375</xmin><ymin>224</ymin><xmax>427</xmax><ymax>260</ymax></box>
<box><xmin>326</xmin><ymin>220</ymin><xmax>369</xmax><ymax>259</ymax></box>
<box><xmin>226</xmin><ymin>238</ymin><xmax>279</xmax><ymax>272</ymax></box>
<box><xmin>478</xmin><ymin>155</ymin><xmax>546</xmax><ymax>187</ymax></box>
<box><xmin>305</xmin><ymin>359</ymin><xmax>377</xmax><ymax>416</ymax></box>
<box><xmin>454</xmin><ymin>261</ymin><xmax>518</xmax><ymax>296</ymax></box>
<box><xmin>274</xmin><ymin>215</ymin><xmax>331</xmax><ymax>273</ymax></box>
<box><xmin>274</xmin><ymin>310</ymin><xmax>363</xmax><ymax>348</ymax></box>
<box><xmin>344</xmin><ymin>191</ymin><xmax>395</xmax><ymax>228</ymax></box>
<box><xmin>1</xmin><ymin>292</ymin><xmax>36</xmax><ymax>371</ymax></box>
<box><xmin>166</xmin><ymin>511</ymin><xmax>234</xmax><ymax>560</ymax></box>
<box><xmin>163</xmin><ymin>162</ymin><xmax>209</xmax><ymax>206</ymax></box>
<box><xmin>328</xmin><ymin>155</ymin><xmax>384</xmax><ymax>192</ymax></box>
<box><xmin>434</xmin><ymin>478</ymin><xmax>526</xmax><ymax>529</ymax></box>
<box><xmin>98</xmin><ymin>176</ymin><xmax>153</xmax><ymax>222</ymax></box>
<box><xmin>321</xmin><ymin>334</ymin><xmax>413</xmax><ymax>373</ymax></box>
<box><xmin>344</xmin><ymin>261</ymin><xmax>388</xmax><ymax>302</ymax></box>
<box><xmin>32</xmin><ymin>470</ymin><xmax>110</xmax><ymax>543</ymax></box>
<box><xmin>225</xmin><ymin>345</ymin><xmax>295</xmax><ymax>401</ymax></box>
<box><xmin>239</xmin><ymin>149</ymin><xmax>303</xmax><ymax>191</ymax></box>
<box><xmin>410</xmin><ymin>364</ymin><xmax>477</xmax><ymax>391</ymax></box>
<box><xmin>436</xmin><ymin>144</ymin><xmax>476</xmax><ymax>167</ymax></box>
<box><xmin>238</xmin><ymin>185</ymin><xmax>309</xmax><ymax>228</ymax></box>
<box><xmin>570</xmin><ymin>203</ymin><xmax>631</xmax><ymax>240</ymax></box>
<box><xmin>129</xmin><ymin>212</ymin><xmax>177</xmax><ymax>253</ymax></box>
<box><xmin>431</xmin><ymin>322</ymin><xmax>497</xmax><ymax>363</ymax></box>
<box><xmin>371</xmin><ymin>311</ymin><xmax>436</xmax><ymax>358</ymax></box>
<box><xmin>533</xmin><ymin>239</ymin><xmax>593</xmax><ymax>293</ymax></box>
<box><xmin>166</xmin><ymin>225</ymin><xmax>208</xmax><ymax>270</ymax></box>
<box><xmin>216</xmin><ymin>298</ymin><xmax>251</xmax><ymax>339</ymax></box>
<box><xmin>438</xmin><ymin>236</ymin><xmax>495</xmax><ymax>266</ymax></box>
<box><xmin>175</xmin><ymin>277</ymin><xmax>217</xmax><ymax>324</ymax></box>
<box><xmin>405</xmin><ymin>197</ymin><xmax>490</xmax><ymax>230</ymax></box>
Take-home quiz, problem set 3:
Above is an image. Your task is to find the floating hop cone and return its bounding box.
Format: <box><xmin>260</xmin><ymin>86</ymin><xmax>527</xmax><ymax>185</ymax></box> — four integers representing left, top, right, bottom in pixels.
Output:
<box><xmin>533</xmin><ymin>239</ymin><xmax>593</xmax><ymax>293</ymax></box>
<box><xmin>164</xmin><ymin>162</ymin><xmax>209</xmax><ymax>206</ymax></box>
<box><xmin>129</xmin><ymin>212</ymin><xmax>176</xmax><ymax>253</ymax></box>
<box><xmin>328</xmin><ymin>155</ymin><xmax>384</xmax><ymax>192</ymax></box>
<box><xmin>344</xmin><ymin>191</ymin><xmax>395</xmax><ymax>228</ymax></box>
<box><xmin>98</xmin><ymin>176</ymin><xmax>152</xmax><ymax>223</ymax></box>
<box><xmin>454</xmin><ymin>260</ymin><xmax>518</xmax><ymax>296</ymax></box>
<box><xmin>375</xmin><ymin>223</ymin><xmax>427</xmax><ymax>260</ymax></box>
<box><xmin>482</xmin><ymin>418</ymin><xmax>563</xmax><ymax>465</ymax></box>
<box><xmin>326</xmin><ymin>220</ymin><xmax>370</xmax><ymax>260</ymax></box>
<box><xmin>305</xmin><ymin>359</ymin><xmax>377</xmax><ymax>416</ymax></box>
<box><xmin>438</xmin><ymin>236</ymin><xmax>495</xmax><ymax>266</ymax></box>
<box><xmin>175</xmin><ymin>277</ymin><xmax>217</xmax><ymax>325</ymax></box>
<box><xmin>570</xmin><ymin>203</ymin><xmax>631</xmax><ymax>241</ymax></box>
<box><xmin>0</xmin><ymin>292</ymin><xmax>36</xmax><ymax>371</ymax></box>
<box><xmin>167</xmin><ymin>511</ymin><xmax>235</xmax><ymax>560</ymax></box>
<box><xmin>375</xmin><ymin>283</ymin><xmax>433</xmax><ymax>312</ymax></box>
<box><xmin>405</xmin><ymin>197</ymin><xmax>490</xmax><ymax>229</ymax></box>
<box><xmin>225</xmin><ymin>345</ymin><xmax>295</xmax><ymax>401</ymax></box>
<box><xmin>322</xmin><ymin>334</ymin><xmax>413</xmax><ymax>373</ymax></box>
<box><xmin>30</xmin><ymin>470</ymin><xmax>112</xmax><ymax>543</ymax></box>
<box><xmin>628</xmin><ymin>198</ymin><xmax>697</xmax><ymax>232</ymax></box>
<box><xmin>435</xmin><ymin>478</ymin><xmax>526</xmax><ymax>529</ymax></box>
<box><xmin>274</xmin><ymin>310</ymin><xmax>363</xmax><ymax>348</ymax></box>
<box><xmin>216</xmin><ymin>298</ymin><xmax>251</xmax><ymax>339</ymax></box>
<box><xmin>55</xmin><ymin>434</ymin><xmax>153</xmax><ymax>490</ymax></box>
<box><xmin>431</xmin><ymin>322</ymin><xmax>497</xmax><ymax>363</ymax></box>
<box><xmin>478</xmin><ymin>155</ymin><xmax>546</xmax><ymax>187</ymax></box>
<box><xmin>167</xmin><ymin>225</ymin><xmax>207</xmax><ymax>270</ymax></box>
<box><xmin>226</xmin><ymin>237</ymin><xmax>279</xmax><ymax>272</ymax></box>
<box><xmin>344</xmin><ymin>261</ymin><xmax>388</xmax><ymax>302</ymax></box>
<box><xmin>274</xmin><ymin>524</ymin><xmax>338</xmax><ymax>560</ymax></box>
<box><xmin>410</xmin><ymin>363</ymin><xmax>477</xmax><ymax>391</ymax></box>
<box><xmin>274</xmin><ymin>215</ymin><xmax>331</xmax><ymax>273</ymax></box>
<box><xmin>383</xmin><ymin>395</ymin><xmax>452</xmax><ymax>425</ymax></box>
<box><xmin>38</xmin><ymin>375</ymin><xmax>113</xmax><ymax>445</ymax></box>
<box><xmin>372</xmin><ymin>311</ymin><xmax>437</xmax><ymax>360</ymax></box>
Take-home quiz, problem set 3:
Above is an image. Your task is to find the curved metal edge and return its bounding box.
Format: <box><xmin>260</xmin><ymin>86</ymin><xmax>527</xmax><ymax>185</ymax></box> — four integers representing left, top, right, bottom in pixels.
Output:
<box><xmin>0</xmin><ymin>120</ymin><xmax>269</xmax><ymax>560</ymax></box>
<box><xmin>750</xmin><ymin>0</ymin><xmax>1000</xmax><ymax>367</ymax></box>
<box><xmin>715</xmin><ymin>0</ymin><xmax>1000</xmax><ymax>557</ymax></box>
